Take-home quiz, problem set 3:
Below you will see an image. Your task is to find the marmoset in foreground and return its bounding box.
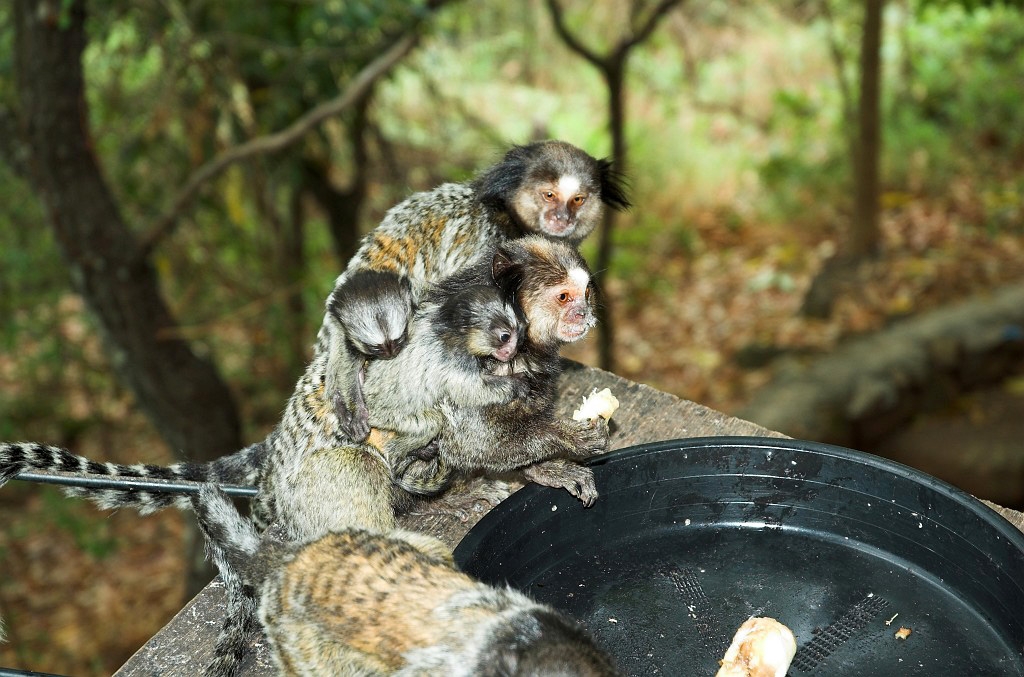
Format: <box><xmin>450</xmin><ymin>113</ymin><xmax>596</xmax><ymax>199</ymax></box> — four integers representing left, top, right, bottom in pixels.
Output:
<box><xmin>192</xmin><ymin>484</ymin><xmax>620</xmax><ymax>677</ymax></box>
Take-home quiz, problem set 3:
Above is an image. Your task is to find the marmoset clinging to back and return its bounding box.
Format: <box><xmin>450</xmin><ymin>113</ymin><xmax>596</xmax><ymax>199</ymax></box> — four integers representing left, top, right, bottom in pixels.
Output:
<box><xmin>264</xmin><ymin>235</ymin><xmax>607</xmax><ymax>541</ymax></box>
<box><xmin>325</xmin><ymin>139</ymin><xmax>629</xmax><ymax>440</ymax></box>
<box><xmin>358</xmin><ymin>280</ymin><xmax>525</xmax><ymax>453</ymax></box>
<box><xmin>191</xmin><ymin>484</ymin><xmax>620</xmax><ymax>677</ymax></box>
<box><xmin>389</xmin><ymin>235</ymin><xmax>610</xmax><ymax>507</ymax></box>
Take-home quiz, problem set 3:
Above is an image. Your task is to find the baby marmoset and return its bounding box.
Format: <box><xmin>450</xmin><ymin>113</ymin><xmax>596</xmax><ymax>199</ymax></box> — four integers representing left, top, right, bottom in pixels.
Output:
<box><xmin>357</xmin><ymin>279</ymin><xmax>526</xmax><ymax>460</ymax></box>
<box><xmin>324</xmin><ymin>139</ymin><xmax>629</xmax><ymax>440</ymax></box>
<box><xmin>191</xmin><ymin>484</ymin><xmax>620</xmax><ymax>677</ymax></box>
<box><xmin>265</xmin><ymin>269</ymin><xmax>529</xmax><ymax>543</ymax></box>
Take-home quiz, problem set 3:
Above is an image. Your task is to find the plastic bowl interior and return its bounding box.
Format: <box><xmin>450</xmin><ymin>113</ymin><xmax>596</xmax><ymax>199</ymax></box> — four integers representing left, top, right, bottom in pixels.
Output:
<box><xmin>453</xmin><ymin>437</ymin><xmax>1024</xmax><ymax>677</ymax></box>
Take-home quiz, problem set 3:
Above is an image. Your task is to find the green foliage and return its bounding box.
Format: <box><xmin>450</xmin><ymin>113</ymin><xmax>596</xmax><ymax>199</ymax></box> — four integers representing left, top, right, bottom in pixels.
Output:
<box><xmin>751</xmin><ymin>3</ymin><xmax>1024</xmax><ymax>230</ymax></box>
<box><xmin>883</xmin><ymin>104</ymin><xmax>958</xmax><ymax>191</ymax></box>
<box><xmin>0</xmin><ymin>5</ymin><xmax>13</xmax><ymax>100</ymax></box>
<box><xmin>903</xmin><ymin>4</ymin><xmax>1024</xmax><ymax>169</ymax></box>
<box><xmin>755</xmin><ymin>81</ymin><xmax>849</xmax><ymax>227</ymax></box>
<box><xmin>0</xmin><ymin>169</ymin><xmax>63</xmax><ymax>349</ymax></box>
<box><xmin>69</xmin><ymin>1</ymin><xmax>444</xmax><ymax>400</ymax></box>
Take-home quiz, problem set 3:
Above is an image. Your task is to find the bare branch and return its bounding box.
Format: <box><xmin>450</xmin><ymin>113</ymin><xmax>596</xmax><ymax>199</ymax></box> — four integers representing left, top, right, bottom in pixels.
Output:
<box><xmin>820</xmin><ymin>0</ymin><xmax>855</xmax><ymax>127</ymax></box>
<box><xmin>134</xmin><ymin>31</ymin><xmax>419</xmax><ymax>262</ymax></box>
<box><xmin>544</xmin><ymin>0</ymin><xmax>606</xmax><ymax>69</ymax></box>
<box><xmin>547</xmin><ymin>0</ymin><xmax>684</xmax><ymax>71</ymax></box>
<box><xmin>622</xmin><ymin>0</ymin><xmax>686</xmax><ymax>53</ymax></box>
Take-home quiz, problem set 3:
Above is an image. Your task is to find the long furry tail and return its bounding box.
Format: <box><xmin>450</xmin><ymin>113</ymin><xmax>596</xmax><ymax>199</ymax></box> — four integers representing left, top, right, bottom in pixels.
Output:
<box><xmin>191</xmin><ymin>484</ymin><xmax>264</xmax><ymax>677</ymax></box>
<box><xmin>0</xmin><ymin>441</ymin><xmax>263</xmax><ymax>514</ymax></box>
<box><xmin>191</xmin><ymin>484</ymin><xmax>262</xmax><ymax>572</ymax></box>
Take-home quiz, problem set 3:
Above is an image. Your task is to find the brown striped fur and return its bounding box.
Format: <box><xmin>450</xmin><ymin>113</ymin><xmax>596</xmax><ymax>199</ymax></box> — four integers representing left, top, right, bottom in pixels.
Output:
<box><xmin>193</xmin><ymin>485</ymin><xmax>619</xmax><ymax>677</ymax></box>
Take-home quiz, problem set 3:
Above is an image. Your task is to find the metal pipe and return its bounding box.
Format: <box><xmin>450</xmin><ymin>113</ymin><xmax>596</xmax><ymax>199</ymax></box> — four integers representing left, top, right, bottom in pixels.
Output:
<box><xmin>0</xmin><ymin>668</ymin><xmax>71</xmax><ymax>677</ymax></box>
<box><xmin>13</xmin><ymin>471</ymin><xmax>258</xmax><ymax>498</ymax></box>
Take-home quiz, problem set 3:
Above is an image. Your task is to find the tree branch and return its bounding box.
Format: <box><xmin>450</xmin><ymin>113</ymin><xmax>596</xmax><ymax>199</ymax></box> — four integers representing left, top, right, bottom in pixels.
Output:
<box><xmin>622</xmin><ymin>0</ymin><xmax>685</xmax><ymax>54</ymax></box>
<box><xmin>820</xmin><ymin>0</ymin><xmax>855</xmax><ymax>128</ymax></box>
<box><xmin>544</xmin><ymin>0</ymin><xmax>606</xmax><ymax>69</ymax></box>
<box><xmin>134</xmin><ymin>31</ymin><xmax>419</xmax><ymax>263</ymax></box>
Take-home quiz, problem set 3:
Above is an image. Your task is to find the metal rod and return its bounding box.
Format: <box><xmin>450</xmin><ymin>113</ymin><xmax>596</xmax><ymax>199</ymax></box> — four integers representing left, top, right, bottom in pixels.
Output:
<box><xmin>0</xmin><ymin>668</ymin><xmax>71</xmax><ymax>677</ymax></box>
<box><xmin>13</xmin><ymin>471</ymin><xmax>258</xmax><ymax>498</ymax></box>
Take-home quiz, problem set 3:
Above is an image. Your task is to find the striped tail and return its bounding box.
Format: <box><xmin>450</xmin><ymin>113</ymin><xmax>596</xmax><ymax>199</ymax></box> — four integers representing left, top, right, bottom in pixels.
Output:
<box><xmin>0</xmin><ymin>441</ymin><xmax>264</xmax><ymax>514</ymax></box>
<box><xmin>191</xmin><ymin>484</ymin><xmax>265</xmax><ymax>677</ymax></box>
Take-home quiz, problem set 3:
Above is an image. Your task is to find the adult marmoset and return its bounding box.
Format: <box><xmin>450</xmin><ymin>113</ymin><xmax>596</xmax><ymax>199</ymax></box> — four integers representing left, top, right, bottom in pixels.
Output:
<box><xmin>191</xmin><ymin>484</ymin><xmax>620</xmax><ymax>677</ymax></box>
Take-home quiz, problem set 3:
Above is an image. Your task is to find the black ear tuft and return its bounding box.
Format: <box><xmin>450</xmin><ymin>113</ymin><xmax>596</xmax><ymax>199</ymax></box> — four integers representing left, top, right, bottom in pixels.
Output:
<box><xmin>491</xmin><ymin>245</ymin><xmax>523</xmax><ymax>299</ymax></box>
<box><xmin>473</xmin><ymin>144</ymin><xmax>532</xmax><ymax>208</ymax></box>
<box><xmin>596</xmin><ymin>158</ymin><xmax>631</xmax><ymax>211</ymax></box>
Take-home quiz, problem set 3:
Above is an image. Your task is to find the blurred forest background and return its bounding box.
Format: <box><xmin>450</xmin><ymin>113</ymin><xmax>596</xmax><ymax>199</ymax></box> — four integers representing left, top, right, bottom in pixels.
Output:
<box><xmin>1</xmin><ymin>0</ymin><xmax>1023</xmax><ymax>673</ymax></box>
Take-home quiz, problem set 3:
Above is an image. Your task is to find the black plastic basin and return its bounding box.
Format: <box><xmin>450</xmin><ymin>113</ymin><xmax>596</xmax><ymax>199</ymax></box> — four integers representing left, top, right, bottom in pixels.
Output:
<box><xmin>454</xmin><ymin>437</ymin><xmax>1024</xmax><ymax>676</ymax></box>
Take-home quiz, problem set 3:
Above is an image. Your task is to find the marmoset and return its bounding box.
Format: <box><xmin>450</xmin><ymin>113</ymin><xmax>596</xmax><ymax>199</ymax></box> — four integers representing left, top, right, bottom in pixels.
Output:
<box><xmin>324</xmin><ymin>139</ymin><xmax>629</xmax><ymax>440</ymax></box>
<box><xmin>191</xmin><ymin>484</ymin><xmax>620</xmax><ymax>677</ymax></box>
<box><xmin>390</xmin><ymin>236</ymin><xmax>610</xmax><ymax>506</ymax></box>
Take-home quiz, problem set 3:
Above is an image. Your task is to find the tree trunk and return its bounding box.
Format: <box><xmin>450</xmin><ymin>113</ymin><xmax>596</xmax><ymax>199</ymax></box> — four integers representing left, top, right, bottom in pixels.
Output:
<box><xmin>851</xmin><ymin>0</ymin><xmax>884</xmax><ymax>257</ymax></box>
<box><xmin>802</xmin><ymin>0</ymin><xmax>885</xmax><ymax>317</ymax></box>
<box><xmin>596</xmin><ymin>62</ymin><xmax>627</xmax><ymax>373</ymax></box>
<box><xmin>13</xmin><ymin>0</ymin><xmax>242</xmax><ymax>595</ymax></box>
